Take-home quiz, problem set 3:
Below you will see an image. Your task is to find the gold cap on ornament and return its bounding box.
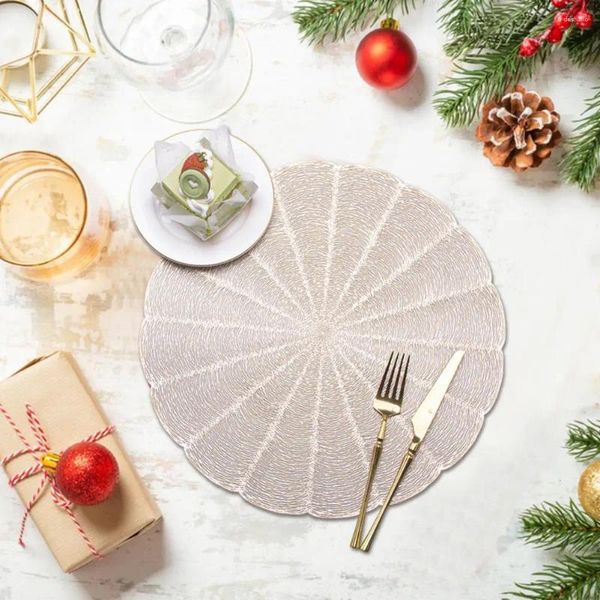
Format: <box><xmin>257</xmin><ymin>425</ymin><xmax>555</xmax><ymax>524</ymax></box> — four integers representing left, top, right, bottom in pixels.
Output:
<box><xmin>381</xmin><ymin>17</ymin><xmax>400</xmax><ymax>30</ymax></box>
<box><xmin>40</xmin><ymin>451</ymin><xmax>61</xmax><ymax>473</ymax></box>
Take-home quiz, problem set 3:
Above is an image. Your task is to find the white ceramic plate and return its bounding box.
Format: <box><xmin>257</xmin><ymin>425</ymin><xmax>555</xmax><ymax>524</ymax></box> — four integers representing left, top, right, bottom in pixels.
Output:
<box><xmin>130</xmin><ymin>130</ymin><xmax>273</xmax><ymax>267</ymax></box>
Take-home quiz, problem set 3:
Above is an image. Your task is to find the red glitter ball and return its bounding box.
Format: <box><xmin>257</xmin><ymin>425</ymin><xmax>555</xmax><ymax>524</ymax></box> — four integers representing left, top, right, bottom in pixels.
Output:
<box><xmin>551</xmin><ymin>0</ymin><xmax>570</xmax><ymax>8</ymax></box>
<box><xmin>55</xmin><ymin>442</ymin><xmax>119</xmax><ymax>505</ymax></box>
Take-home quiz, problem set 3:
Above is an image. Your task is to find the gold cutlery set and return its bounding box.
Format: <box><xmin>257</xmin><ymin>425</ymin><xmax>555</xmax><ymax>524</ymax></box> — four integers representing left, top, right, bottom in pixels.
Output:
<box><xmin>351</xmin><ymin>350</ymin><xmax>465</xmax><ymax>552</ymax></box>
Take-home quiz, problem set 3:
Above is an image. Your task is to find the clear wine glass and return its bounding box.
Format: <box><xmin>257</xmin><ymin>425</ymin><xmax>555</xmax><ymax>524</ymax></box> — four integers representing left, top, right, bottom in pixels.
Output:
<box><xmin>95</xmin><ymin>0</ymin><xmax>252</xmax><ymax>123</ymax></box>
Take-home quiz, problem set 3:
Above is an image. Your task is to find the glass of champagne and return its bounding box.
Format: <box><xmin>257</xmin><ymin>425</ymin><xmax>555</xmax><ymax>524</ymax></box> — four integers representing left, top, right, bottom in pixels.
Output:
<box><xmin>95</xmin><ymin>0</ymin><xmax>252</xmax><ymax>123</ymax></box>
<box><xmin>0</xmin><ymin>151</ymin><xmax>110</xmax><ymax>282</ymax></box>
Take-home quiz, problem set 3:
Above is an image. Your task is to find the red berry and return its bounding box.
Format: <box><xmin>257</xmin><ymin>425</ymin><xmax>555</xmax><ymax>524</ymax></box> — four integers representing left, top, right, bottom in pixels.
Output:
<box><xmin>545</xmin><ymin>25</ymin><xmax>564</xmax><ymax>43</ymax></box>
<box><xmin>551</xmin><ymin>0</ymin><xmax>570</xmax><ymax>8</ymax></box>
<box><xmin>574</xmin><ymin>10</ymin><xmax>594</xmax><ymax>29</ymax></box>
<box><xmin>553</xmin><ymin>11</ymin><xmax>572</xmax><ymax>30</ymax></box>
<box><xmin>519</xmin><ymin>37</ymin><xmax>541</xmax><ymax>56</ymax></box>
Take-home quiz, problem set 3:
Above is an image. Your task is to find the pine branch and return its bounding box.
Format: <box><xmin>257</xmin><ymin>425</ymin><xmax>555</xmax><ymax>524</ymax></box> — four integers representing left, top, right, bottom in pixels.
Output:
<box><xmin>292</xmin><ymin>0</ymin><xmax>413</xmax><ymax>45</ymax></box>
<box><xmin>433</xmin><ymin>11</ymin><xmax>554</xmax><ymax>127</ymax></box>
<box><xmin>520</xmin><ymin>501</ymin><xmax>600</xmax><ymax>555</ymax></box>
<box><xmin>563</xmin><ymin>0</ymin><xmax>600</xmax><ymax>65</ymax></box>
<box><xmin>433</xmin><ymin>43</ymin><xmax>551</xmax><ymax>128</ymax></box>
<box><xmin>561</xmin><ymin>88</ymin><xmax>600</xmax><ymax>192</ymax></box>
<box><xmin>567</xmin><ymin>421</ymin><xmax>600</xmax><ymax>462</ymax></box>
<box><xmin>438</xmin><ymin>0</ymin><xmax>489</xmax><ymax>39</ymax></box>
<box><xmin>564</xmin><ymin>23</ymin><xmax>600</xmax><ymax>66</ymax></box>
<box><xmin>505</xmin><ymin>554</ymin><xmax>600</xmax><ymax>599</ymax></box>
<box><xmin>441</xmin><ymin>0</ymin><xmax>550</xmax><ymax>59</ymax></box>
<box><xmin>433</xmin><ymin>50</ymin><xmax>517</xmax><ymax>127</ymax></box>
<box><xmin>443</xmin><ymin>32</ymin><xmax>511</xmax><ymax>60</ymax></box>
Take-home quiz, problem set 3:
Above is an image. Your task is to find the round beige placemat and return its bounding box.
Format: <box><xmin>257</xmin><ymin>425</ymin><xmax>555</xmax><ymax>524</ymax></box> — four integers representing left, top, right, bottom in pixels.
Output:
<box><xmin>140</xmin><ymin>161</ymin><xmax>505</xmax><ymax>518</ymax></box>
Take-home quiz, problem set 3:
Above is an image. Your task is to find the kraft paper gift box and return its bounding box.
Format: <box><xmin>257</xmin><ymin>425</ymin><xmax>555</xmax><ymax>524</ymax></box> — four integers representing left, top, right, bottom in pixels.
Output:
<box><xmin>0</xmin><ymin>352</ymin><xmax>162</xmax><ymax>572</ymax></box>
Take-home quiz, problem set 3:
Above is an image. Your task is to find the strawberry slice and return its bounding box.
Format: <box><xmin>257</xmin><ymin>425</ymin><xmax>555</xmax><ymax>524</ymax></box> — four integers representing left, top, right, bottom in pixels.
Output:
<box><xmin>181</xmin><ymin>152</ymin><xmax>208</xmax><ymax>173</ymax></box>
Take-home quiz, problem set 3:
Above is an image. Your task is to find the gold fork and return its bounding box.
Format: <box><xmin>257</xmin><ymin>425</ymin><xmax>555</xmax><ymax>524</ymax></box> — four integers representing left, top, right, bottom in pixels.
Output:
<box><xmin>350</xmin><ymin>351</ymin><xmax>410</xmax><ymax>549</ymax></box>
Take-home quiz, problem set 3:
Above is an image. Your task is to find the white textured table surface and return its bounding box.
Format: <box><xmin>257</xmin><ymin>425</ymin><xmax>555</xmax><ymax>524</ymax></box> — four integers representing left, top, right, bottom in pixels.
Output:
<box><xmin>0</xmin><ymin>1</ymin><xmax>598</xmax><ymax>598</ymax></box>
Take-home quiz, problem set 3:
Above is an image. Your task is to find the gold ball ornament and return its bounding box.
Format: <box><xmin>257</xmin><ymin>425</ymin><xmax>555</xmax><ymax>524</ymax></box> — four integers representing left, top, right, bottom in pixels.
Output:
<box><xmin>578</xmin><ymin>460</ymin><xmax>600</xmax><ymax>520</ymax></box>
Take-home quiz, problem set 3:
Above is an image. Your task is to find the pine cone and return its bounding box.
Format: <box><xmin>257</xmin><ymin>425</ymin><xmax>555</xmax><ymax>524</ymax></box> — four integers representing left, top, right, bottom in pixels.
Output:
<box><xmin>476</xmin><ymin>85</ymin><xmax>561</xmax><ymax>172</ymax></box>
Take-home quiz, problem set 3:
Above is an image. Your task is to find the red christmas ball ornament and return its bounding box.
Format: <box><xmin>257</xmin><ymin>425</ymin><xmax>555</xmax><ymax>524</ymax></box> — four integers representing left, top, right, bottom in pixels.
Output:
<box><xmin>551</xmin><ymin>0</ymin><xmax>570</xmax><ymax>8</ymax></box>
<box><xmin>545</xmin><ymin>25</ymin><xmax>564</xmax><ymax>43</ymax></box>
<box><xmin>355</xmin><ymin>18</ymin><xmax>417</xmax><ymax>90</ymax></box>
<box><xmin>519</xmin><ymin>37</ymin><xmax>541</xmax><ymax>56</ymax></box>
<box><xmin>553</xmin><ymin>11</ymin><xmax>572</xmax><ymax>30</ymax></box>
<box><xmin>54</xmin><ymin>442</ymin><xmax>119</xmax><ymax>505</ymax></box>
<box><xmin>575</xmin><ymin>10</ymin><xmax>594</xmax><ymax>29</ymax></box>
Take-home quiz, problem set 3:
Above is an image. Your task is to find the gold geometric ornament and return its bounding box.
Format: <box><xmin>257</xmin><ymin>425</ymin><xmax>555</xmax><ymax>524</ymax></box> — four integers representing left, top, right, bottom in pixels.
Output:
<box><xmin>0</xmin><ymin>0</ymin><xmax>94</xmax><ymax>123</ymax></box>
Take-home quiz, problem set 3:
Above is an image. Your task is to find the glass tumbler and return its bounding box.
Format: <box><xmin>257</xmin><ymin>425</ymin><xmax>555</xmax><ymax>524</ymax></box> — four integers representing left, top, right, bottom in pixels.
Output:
<box><xmin>95</xmin><ymin>0</ymin><xmax>252</xmax><ymax>123</ymax></box>
<box><xmin>0</xmin><ymin>151</ymin><xmax>110</xmax><ymax>281</ymax></box>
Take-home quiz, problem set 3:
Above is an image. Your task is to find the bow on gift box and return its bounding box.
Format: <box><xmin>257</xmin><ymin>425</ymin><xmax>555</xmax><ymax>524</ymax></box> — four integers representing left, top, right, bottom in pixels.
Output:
<box><xmin>0</xmin><ymin>403</ymin><xmax>115</xmax><ymax>558</ymax></box>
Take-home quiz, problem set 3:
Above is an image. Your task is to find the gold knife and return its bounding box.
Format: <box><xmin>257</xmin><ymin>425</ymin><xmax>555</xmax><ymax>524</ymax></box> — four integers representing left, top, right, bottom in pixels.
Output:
<box><xmin>359</xmin><ymin>350</ymin><xmax>465</xmax><ymax>552</ymax></box>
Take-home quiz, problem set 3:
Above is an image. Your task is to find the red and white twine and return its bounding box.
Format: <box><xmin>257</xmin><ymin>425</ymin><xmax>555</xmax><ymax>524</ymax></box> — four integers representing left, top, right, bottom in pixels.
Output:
<box><xmin>0</xmin><ymin>402</ymin><xmax>115</xmax><ymax>558</ymax></box>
